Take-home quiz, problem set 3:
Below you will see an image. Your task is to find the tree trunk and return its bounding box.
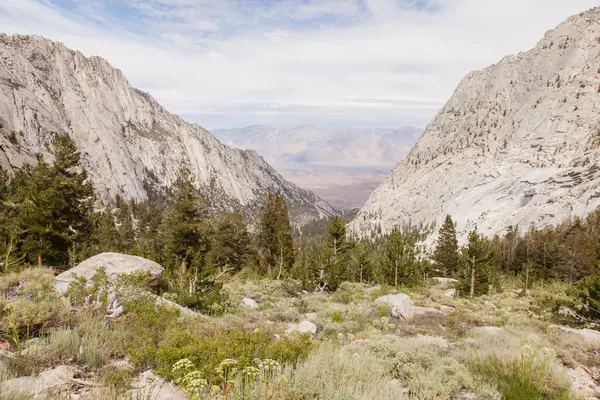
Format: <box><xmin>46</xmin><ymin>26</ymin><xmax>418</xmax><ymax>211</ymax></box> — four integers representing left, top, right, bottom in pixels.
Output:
<box><xmin>524</xmin><ymin>264</ymin><xmax>529</xmax><ymax>294</ymax></box>
<box><xmin>180</xmin><ymin>259</ymin><xmax>187</xmax><ymax>291</ymax></box>
<box><xmin>394</xmin><ymin>262</ymin><xmax>398</xmax><ymax>288</ymax></box>
<box><xmin>277</xmin><ymin>240</ymin><xmax>284</xmax><ymax>280</ymax></box>
<box><xmin>38</xmin><ymin>255</ymin><xmax>42</xmax><ymax>267</ymax></box>
<box><xmin>470</xmin><ymin>257</ymin><xmax>476</xmax><ymax>298</ymax></box>
<box><xmin>359</xmin><ymin>263</ymin><xmax>363</xmax><ymax>284</ymax></box>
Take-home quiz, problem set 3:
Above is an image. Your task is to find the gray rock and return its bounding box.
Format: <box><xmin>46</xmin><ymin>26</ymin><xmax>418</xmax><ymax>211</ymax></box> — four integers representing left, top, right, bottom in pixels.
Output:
<box><xmin>54</xmin><ymin>252</ymin><xmax>164</xmax><ymax>293</ymax></box>
<box><xmin>558</xmin><ymin>326</ymin><xmax>600</xmax><ymax>344</ymax></box>
<box><xmin>296</xmin><ymin>320</ymin><xmax>318</xmax><ymax>334</ymax></box>
<box><xmin>129</xmin><ymin>370</ymin><xmax>188</xmax><ymax>400</ymax></box>
<box><xmin>349</xmin><ymin>8</ymin><xmax>600</xmax><ymax>244</ymax></box>
<box><xmin>442</xmin><ymin>289</ymin><xmax>457</xmax><ymax>298</ymax></box>
<box><xmin>374</xmin><ymin>293</ymin><xmax>440</xmax><ymax>320</ymax></box>
<box><xmin>1</xmin><ymin>365</ymin><xmax>76</xmax><ymax>398</ymax></box>
<box><xmin>374</xmin><ymin>293</ymin><xmax>414</xmax><ymax>309</ymax></box>
<box><xmin>0</xmin><ymin>34</ymin><xmax>336</xmax><ymax>226</ymax></box>
<box><xmin>241</xmin><ymin>297</ymin><xmax>259</xmax><ymax>309</ymax></box>
<box><xmin>432</xmin><ymin>277</ymin><xmax>458</xmax><ymax>285</ymax></box>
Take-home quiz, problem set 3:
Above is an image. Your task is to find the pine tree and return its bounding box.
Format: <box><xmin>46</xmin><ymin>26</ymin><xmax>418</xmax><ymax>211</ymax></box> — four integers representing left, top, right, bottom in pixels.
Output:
<box><xmin>258</xmin><ymin>190</ymin><xmax>294</xmax><ymax>279</ymax></box>
<box><xmin>385</xmin><ymin>225</ymin><xmax>421</xmax><ymax>288</ymax></box>
<box><xmin>163</xmin><ymin>167</ymin><xmax>211</xmax><ymax>289</ymax></box>
<box><xmin>12</xmin><ymin>136</ymin><xmax>96</xmax><ymax>267</ymax></box>
<box><xmin>457</xmin><ymin>229</ymin><xmax>496</xmax><ymax>297</ymax></box>
<box><xmin>92</xmin><ymin>206</ymin><xmax>120</xmax><ymax>253</ymax></box>
<box><xmin>211</xmin><ymin>212</ymin><xmax>254</xmax><ymax>273</ymax></box>
<box><xmin>432</xmin><ymin>215</ymin><xmax>459</xmax><ymax>277</ymax></box>
<box><xmin>115</xmin><ymin>195</ymin><xmax>135</xmax><ymax>252</ymax></box>
<box><xmin>133</xmin><ymin>199</ymin><xmax>165</xmax><ymax>262</ymax></box>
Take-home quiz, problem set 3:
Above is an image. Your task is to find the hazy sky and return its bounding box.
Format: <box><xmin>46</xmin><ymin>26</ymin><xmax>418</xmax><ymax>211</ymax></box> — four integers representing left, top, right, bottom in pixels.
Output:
<box><xmin>1</xmin><ymin>0</ymin><xmax>598</xmax><ymax>129</ymax></box>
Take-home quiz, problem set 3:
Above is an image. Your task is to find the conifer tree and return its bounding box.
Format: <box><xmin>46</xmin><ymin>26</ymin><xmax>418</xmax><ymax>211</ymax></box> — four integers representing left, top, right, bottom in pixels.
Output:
<box><xmin>163</xmin><ymin>166</ymin><xmax>211</xmax><ymax>289</ymax></box>
<box><xmin>133</xmin><ymin>199</ymin><xmax>165</xmax><ymax>261</ymax></box>
<box><xmin>385</xmin><ymin>225</ymin><xmax>421</xmax><ymax>288</ymax></box>
<box><xmin>211</xmin><ymin>212</ymin><xmax>254</xmax><ymax>273</ymax></box>
<box><xmin>115</xmin><ymin>195</ymin><xmax>135</xmax><ymax>252</ymax></box>
<box><xmin>318</xmin><ymin>216</ymin><xmax>353</xmax><ymax>290</ymax></box>
<box><xmin>92</xmin><ymin>206</ymin><xmax>120</xmax><ymax>253</ymax></box>
<box><xmin>432</xmin><ymin>215</ymin><xmax>459</xmax><ymax>277</ymax></box>
<box><xmin>258</xmin><ymin>190</ymin><xmax>294</xmax><ymax>279</ymax></box>
<box><xmin>12</xmin><ymin>136</ymin><xmax>96</xmax><ymax>267</ymax></box>
<box><xmin>457</xmin><ymin>228</ymin><xmax>496</xmax><ymax>297</ymax></box>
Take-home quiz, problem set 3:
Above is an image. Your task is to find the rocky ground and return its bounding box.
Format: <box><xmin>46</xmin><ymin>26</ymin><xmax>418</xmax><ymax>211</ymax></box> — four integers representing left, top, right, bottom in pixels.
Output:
<box><xmin>0</xmin><ymin>254</ymin><xmax>599</xmax><ymax>399</ymax></box>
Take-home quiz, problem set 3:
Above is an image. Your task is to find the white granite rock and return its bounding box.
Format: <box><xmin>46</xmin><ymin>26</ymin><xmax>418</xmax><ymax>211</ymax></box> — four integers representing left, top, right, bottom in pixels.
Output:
<box><xmin>349</xmin><ymin>8</ymin><xmax>600</xmax><ymax>244</ymax></box>
<box><xmin>241</xmin><ymin>297</ymin><xmax>259</xmax><ymax>309</ymax></box>
<box><xmin>54</xmin><ymin>252</ymin><xmax>164</xmax><ymax>293</ymax></box>
<box><xmin>0</xmin><ymin>34</ymin><xmax>336</xmax><ymax>226</ymax></box>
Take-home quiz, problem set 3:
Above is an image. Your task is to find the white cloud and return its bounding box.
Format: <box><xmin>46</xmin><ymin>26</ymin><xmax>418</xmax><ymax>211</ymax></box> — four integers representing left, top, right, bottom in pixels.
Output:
<box><xmin>0</xmin><ymin>0</ymin><xmax>598</xmax><ymax>129</ymax></box>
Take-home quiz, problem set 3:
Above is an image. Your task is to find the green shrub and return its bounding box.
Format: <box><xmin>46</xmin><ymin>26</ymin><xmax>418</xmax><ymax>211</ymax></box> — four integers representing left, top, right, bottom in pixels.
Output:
<box><xmin>155</xmin><ymin>329</ymin><xmax>312</xmax><ymax>381</ymax></box>
<box><xmin>331</xmin><ymin>282</ymin><xmax>364</xmax><ymax>304</ymax></box>
<box><xmin>102</xmin><ymin>367</ymin><xmax>133</xmax><ymax>393</ymax></box>
<box><xmin>330</xmin><ymin>312</ymin><xmax>343</xmax><ymax>323</ymax></box>
<box><xmin>117</xmin><ymin>295</ymin><xmax>181</xmax><ymax>370</ymax></box>
<box><xmin>469</xmin><ymin>336</ymin><xmax>573</xmax><ymax>400</ymax></box>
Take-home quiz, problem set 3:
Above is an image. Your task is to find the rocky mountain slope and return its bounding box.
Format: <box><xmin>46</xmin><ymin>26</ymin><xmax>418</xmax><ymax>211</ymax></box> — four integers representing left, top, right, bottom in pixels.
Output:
<box><xmin>214</xmin><ymin>125</ymin><xmax>422</xmax><ymax>170</ymax></box>
<box><xmin>0</xmin><ymin>34</ymin><xmax>336</xmax><ymax>224</ymax></box>
<box><xmin>349</xmin><ymin>7</ymin><xmax>600</xmax><ymax>240</ymax></box>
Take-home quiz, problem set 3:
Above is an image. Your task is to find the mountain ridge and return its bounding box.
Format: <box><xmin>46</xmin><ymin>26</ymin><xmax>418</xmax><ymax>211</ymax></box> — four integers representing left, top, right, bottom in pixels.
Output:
<box><xmin>349</xmin><ymin>7</ymin><xmax>600</xmax><ymax>241</ymax></box>
<box><xmin>0</xmin><ymin>33</ymin><xmax>336</xmax><ymax>225</ymax></box>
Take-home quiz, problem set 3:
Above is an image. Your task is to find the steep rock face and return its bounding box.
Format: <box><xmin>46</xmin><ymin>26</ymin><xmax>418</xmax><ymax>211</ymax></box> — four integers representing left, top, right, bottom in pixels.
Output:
<box><xmin>0</xmin><ymin>34</ymin><xmax>335</xmax><ymax>224</ymax></box>
<box><xmin>350</xmin><ymin>8</ymin><xmax>600</xmax><ymax>240</ymax></box>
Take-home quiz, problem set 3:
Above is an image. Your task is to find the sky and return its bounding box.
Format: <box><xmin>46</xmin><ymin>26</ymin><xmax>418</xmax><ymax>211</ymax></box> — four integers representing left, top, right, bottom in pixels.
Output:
<box><xmin>0</xmin><ymin>0</ymin><xmax>598</xmax><ymax>130</ymax></box>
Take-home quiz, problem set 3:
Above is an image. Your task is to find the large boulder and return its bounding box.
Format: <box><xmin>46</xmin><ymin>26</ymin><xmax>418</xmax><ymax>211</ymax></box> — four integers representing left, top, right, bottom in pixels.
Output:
<box><xmin>374</xmin><ymin>293</ymin><xmax>414</xmax><ymax>309</ymax></box>
<box><xmin>54</xmin><ymin>252</ymin><xmax>164</xmax><ymax>293</ymax></box>
<box><xmin>374</xmin><ymin>293</ymin><xmax>440</xmax><ymax>320</ymax></box>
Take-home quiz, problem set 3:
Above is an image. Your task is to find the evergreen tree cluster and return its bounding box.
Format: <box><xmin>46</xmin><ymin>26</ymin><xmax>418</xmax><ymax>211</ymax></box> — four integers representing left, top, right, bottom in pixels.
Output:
<box><xmin>1</xmin><ymin>135</ymin><xmax>599</xmax><ymax>321</ymax></box>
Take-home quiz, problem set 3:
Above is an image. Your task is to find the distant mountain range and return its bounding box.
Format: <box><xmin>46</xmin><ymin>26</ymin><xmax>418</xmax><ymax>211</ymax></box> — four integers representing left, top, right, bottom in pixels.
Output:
<box><xmin>213</xmin><ymin>125</ymin><xmax>422</xmax><ymax>170</ymax></box>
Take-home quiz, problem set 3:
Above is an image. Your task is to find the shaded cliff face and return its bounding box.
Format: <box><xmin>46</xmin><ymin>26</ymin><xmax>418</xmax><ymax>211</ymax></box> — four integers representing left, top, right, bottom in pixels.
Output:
<box><xmin>350</xmin><ymin>8</ymin><xmax>600</xmax><ymax>241</ymax></box>
<box><xmin>0</xmin><ymin>34</ymin><xmax>336</xmax><ymax>224</ymax></box>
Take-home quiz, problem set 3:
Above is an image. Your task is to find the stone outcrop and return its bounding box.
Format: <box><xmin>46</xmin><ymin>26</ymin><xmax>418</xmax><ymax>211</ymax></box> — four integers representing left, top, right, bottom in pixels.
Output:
<box><xmin>374</xmin><ymin>293</ymin><xmax>441</xmax><ymax>320</ymax></box>
<box><xmin>349</xmin><ymin>7</ymin><xmax>600</xmax><ymax>242</ymax></box>
<box><xmin>0</xmin><ymin>34</ymin><xmax>336</xmax><ymax>225</ymax></box>
<box><xmin>54</xmin><ymin>252</ymin><xmax>163</xmax><ymax>293</ymax></box>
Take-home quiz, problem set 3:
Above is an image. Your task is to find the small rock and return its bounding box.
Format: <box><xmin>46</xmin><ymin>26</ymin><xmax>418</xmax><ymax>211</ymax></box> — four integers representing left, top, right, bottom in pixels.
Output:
<box><xmin>241</xmin><ymin>297</ymin><xmax>259</xmax><ymax>309</ymax></box>
<box><xmin>483</xmin><ymin>300</ymin><xmax>498</xmax><ymax>310</ymax></box>
<box><xmin>285</xmin><ymin>320</ymin><xmax>318</xmax><ymax>335</ymax></box>
<box><xmin>108</xmin><ymin>359</ymin><xmax>135</xmax><ymax>371</ymax></box>
<box><xmin>129</xmin><ymin>370</ymin><xmax>188</xmax><ymax>400</ymax></box>
<box><xmin>442</xmin><ymin>288</ymin><xmax>456</xmax><ymax>297</ymax></box>
<box><xmin>439</xmin><ymin>305</ymin><xmax>455</xmax><ymax>313</ymax></box>
<box><xmin>107</xmin><ymin>305</ymin><xmax>124</xmax><ymax>319</ymax></box>
<box><xmin>432</xmin><ymin>277</ymin><xmax>458</xmax><ymax>285</ymax></box>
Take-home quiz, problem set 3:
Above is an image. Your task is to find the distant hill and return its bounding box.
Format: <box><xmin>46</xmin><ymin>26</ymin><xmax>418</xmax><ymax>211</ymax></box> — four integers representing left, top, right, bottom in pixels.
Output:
<box><xmin>212</xmin><ymin>125</ymin><xmax>422</xmax><ymax>170</ymax></box>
